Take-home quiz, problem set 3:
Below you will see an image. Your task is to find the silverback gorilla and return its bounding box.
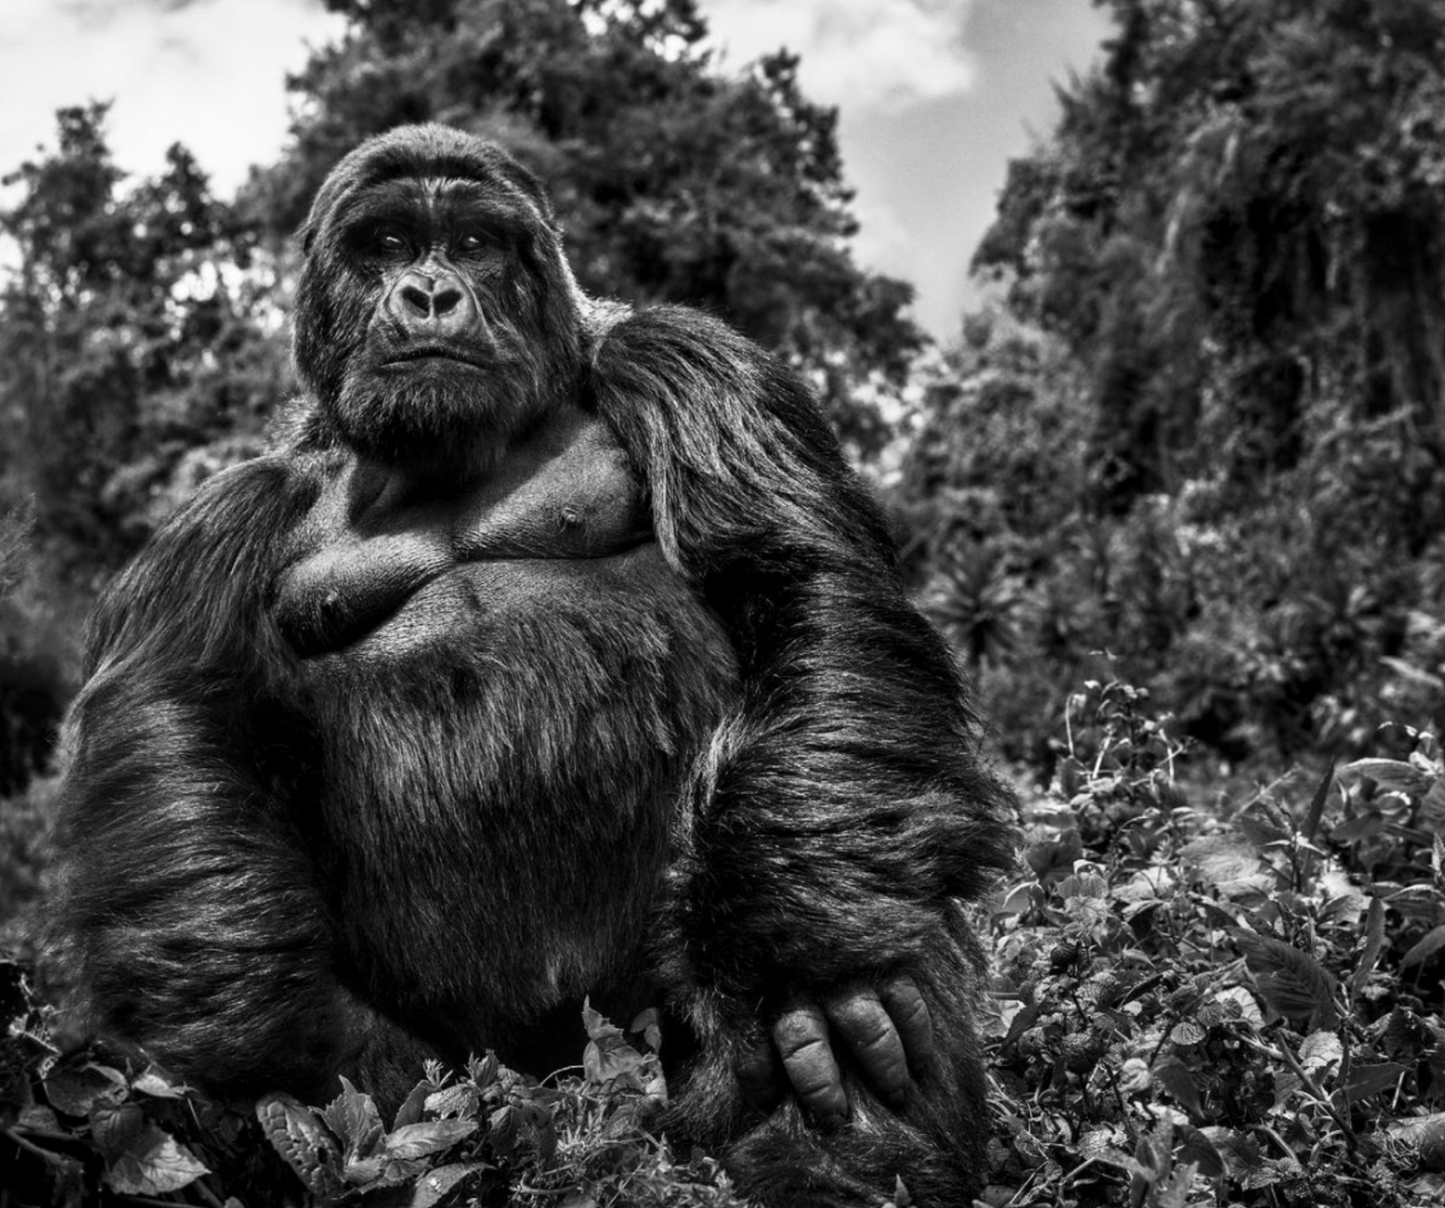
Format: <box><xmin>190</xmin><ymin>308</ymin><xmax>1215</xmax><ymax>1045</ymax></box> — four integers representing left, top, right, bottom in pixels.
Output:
<box><xmin>47</xmin><ymin>125</ymin><xmax>1016</xmax><ymax>1206</ymax></box>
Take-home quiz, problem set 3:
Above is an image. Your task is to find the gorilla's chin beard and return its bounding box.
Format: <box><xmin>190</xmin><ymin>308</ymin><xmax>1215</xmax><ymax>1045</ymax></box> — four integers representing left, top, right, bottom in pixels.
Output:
<box><xmin>331</xmin><ymin>364</ymin><xmax>551</xmax><ymax>483</ymax></box>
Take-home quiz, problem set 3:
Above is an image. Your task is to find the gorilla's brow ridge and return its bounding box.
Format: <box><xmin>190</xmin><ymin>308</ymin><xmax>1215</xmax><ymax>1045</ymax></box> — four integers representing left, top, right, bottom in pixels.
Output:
<box><xmin>360</xmin><ymin>149</ymin><xmax>550</xmax><ymax>217</ymax></box>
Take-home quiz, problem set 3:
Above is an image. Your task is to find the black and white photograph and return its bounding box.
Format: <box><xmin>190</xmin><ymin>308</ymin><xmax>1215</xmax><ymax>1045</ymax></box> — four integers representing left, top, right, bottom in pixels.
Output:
<box><xmin>3</xmin><ymin>2</ymin><xmax>1444</xmax><ymax>1206</ymax></box>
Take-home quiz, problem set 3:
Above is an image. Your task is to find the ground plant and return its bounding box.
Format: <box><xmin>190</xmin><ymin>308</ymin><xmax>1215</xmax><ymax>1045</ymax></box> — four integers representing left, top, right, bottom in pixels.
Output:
<box><xmin>7</xmin><ymin>680</ymin><xmax>1445</xmax><ymax>1206</ymax></box>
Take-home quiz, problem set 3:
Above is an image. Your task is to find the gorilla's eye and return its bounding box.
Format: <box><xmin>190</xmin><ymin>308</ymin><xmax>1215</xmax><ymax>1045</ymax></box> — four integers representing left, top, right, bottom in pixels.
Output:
<box><xmin>456</xmin><ymin>231</ymin><xmax>498</xmax><ymax>255</ymax></box>
<box><xmin>358</xmin><ymin>224</ymin><xmax>410</xmax><ymax>257</ymax></box>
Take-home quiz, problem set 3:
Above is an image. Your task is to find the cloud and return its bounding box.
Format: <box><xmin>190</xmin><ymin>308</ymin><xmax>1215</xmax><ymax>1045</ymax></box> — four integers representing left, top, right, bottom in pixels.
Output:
<box><xmin>0</xmin><ymin>0</ymin><xmax>344</xmax><ymax>193</ymax></box>
<box><xmin>700</xmin><ymin>0</ymin><xmax>977</xmax><ymax>110</ymax></box>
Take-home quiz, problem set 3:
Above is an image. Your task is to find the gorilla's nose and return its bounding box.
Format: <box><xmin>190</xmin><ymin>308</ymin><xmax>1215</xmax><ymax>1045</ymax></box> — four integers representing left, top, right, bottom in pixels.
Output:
<box><xmin>388</xmin><ymin>269</ymin><xmax>474</xmax><ymax>336</ymax></box>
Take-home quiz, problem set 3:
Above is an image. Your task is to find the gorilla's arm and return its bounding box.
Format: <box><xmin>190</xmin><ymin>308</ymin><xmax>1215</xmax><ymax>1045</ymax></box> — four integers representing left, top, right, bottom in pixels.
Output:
<box><xmin>590</xmin><ymin>307</ymin><xmax>1016</xmax><ymax>1114</ymax></box>
<box><xmin>47</xmin><ymin>460</ymin><xmax>425</xmax><ymax>1104</ymax></box>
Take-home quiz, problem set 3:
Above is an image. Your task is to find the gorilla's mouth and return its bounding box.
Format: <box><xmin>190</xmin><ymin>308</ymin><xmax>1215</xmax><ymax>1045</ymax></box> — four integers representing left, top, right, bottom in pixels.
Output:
<box><xmin>382</xmin><ymin>346</ymin><xmax>486</xmax><ymax>369</ymax></box>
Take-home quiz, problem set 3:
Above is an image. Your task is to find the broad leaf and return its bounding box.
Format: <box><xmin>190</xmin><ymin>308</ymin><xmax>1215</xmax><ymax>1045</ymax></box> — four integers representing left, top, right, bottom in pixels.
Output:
<box><xmin>43</xmin><ymin>1063</ymin><xmax>126</xmax><ymax>1117</ymax></box>
<box><xmin>323</xmin><ymin>1076</ymin><xmax>385</xmax><ymax>1161</ymax></box>
<box><xmin>1350</xmin><ymin>896</ymin><xmax>1387</xmax><ymax>995</ymax></box>
<box><xmin>1233</xmin><ymin>931</ymin><xmax>1339</xmax><ymax>1029</ymax></box>
<box><xmin>1299</xmin><ymin>1031</ymin><xmax>1343</xmax><ymax>1075</ymax></box>
<box><xmin>384</xmin><ymin>1119</ymin><xmax>479</xmax><ymax>1160</ymax></box>
<box><xmin>1342</xmin><ymin>758</ymin><xmax>1432</xmax><ymax>796</ymax></box>
<box><xmin>104</xmin><ymin>1129</ymin><xmax>209</xmax><ymax>1197</ymax></box>
<box><xmin>257</xmin><ymin>1093</ymin><xmax>343</xmax><ymax>1196</ymax></box>
<box><xmin>1345</xmin><ymin>1062</ymin><xmax>1406</xmax><ymax>1101</ymax></box>
<box><xmin>1401</xmin><ymin>923</ymin><xmax>1445</xmax><ymax>970</ymax></box>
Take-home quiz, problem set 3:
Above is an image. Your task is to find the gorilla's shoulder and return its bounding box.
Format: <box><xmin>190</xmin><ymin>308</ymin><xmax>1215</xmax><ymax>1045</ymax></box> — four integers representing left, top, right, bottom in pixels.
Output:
<box><xmin>593</xmin><ymin>303</ymin><xmax>757</xmax><ymax>363</ymax></box>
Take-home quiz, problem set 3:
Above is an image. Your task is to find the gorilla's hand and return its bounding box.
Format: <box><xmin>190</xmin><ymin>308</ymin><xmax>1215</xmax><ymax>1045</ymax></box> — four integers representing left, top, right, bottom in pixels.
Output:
<box><xmin>737</xmin><ymin>975</ymin><xmax>935</xmax><ymax>1121</ymax></box>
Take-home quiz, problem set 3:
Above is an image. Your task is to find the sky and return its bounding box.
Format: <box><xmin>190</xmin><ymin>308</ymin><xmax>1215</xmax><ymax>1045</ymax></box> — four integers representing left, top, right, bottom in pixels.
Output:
<box><xmin>0</xmin><ymin>0</ymin><xmax>1112</xmax><ymax>341</ymax></box>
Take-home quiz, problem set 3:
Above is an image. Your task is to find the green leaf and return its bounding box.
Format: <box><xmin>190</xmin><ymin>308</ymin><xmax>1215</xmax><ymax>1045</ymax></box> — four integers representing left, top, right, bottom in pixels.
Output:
<box><xmin>1299</xmin><ymin>1030</ymin><xmax>1343</xmax><ymax>1075</ymax></box>
<box><xmin>104</xmin><ymin>1129</ymin><xmax>209</xmax><ymax>1197</ymax></box>
<box><xmin>1302</xmin><ymin>760</ymin><xmax>1334</xmax><ymax>842</ymax></box>
<box><xmin>1344</xmin><ymin>1062</ymin><xmax>1406</xmax><ymax>1101</ymax></box>
<box><xmin>1181</xmin><ymin>836</ymin><xmax>1272</xmax><ymax>898</ymax></box>
<box><xmin>384</xmin><ymin>1119</ymin><xmax>479</xmax><ymax>1160</ymax></box>
<box><xmin>409</xmin><ymin>1163</ymin><xmax>491</xmax><ymax>1208</ymax></box>
<box><xmin>1176</xmin><ymin>1126</ymin><xmax>1224</xmax><ymax>1179</ymax></box>
<box><xmin>424</xmin><ymin>1084</ymin><xmax>480</xmax><ymax>1119</ymax></box>
<box><xmin>1236</xmin><ymin>801</ymin><xmax>1292</xmax><ymax>847</ymax></box>
<box><xmin>630</xmin><ymin>1007</ymin><xmax>664</xmax><ymax>1053</ymax></box>
<box><xmin>323</xmin><ymin>1075</ymin><xmax>385</xmax><ymax>1161</ymax></box>
<box><xmin>1212</xmin><ymin>987</ymin><xmax>1264</xmax><ymax>1029</ymax></box>
<box><xmin>341</xmin><ymin>1155</ymin><xmax>388</xmax><ymax>1186</ymax></box>
<box><xmin>1331</xmin><ymin>811</ymin><xmax>1384</xmax><ymax>843</ymax></box>
<box><xmin>43</xmin><ymin>1063</ymin><xmax>127</xmax><ymax>1117</ymax></box>
<box><xmin>1350</xmin><ymin>896</ymin><xmax>1386</xmax><ymax>995</ymax></box>
<box><xmin>1389</xmin><ymin>1113</ymin><xmax>1445</xmax><ymax>1171</ymax></box>
<box><xmin>90</xmin><ymin>1101</ymin><xmax>148</xmax><ymax>1160</ymax></box>
<box><xmin>257</xmin><ymin>1093</ymin><xmax>343</xmax><ymax>1196</ymax></box>
<box><xmin>1077</xmin><ymin>1126</ymin><xmax>1137</xmax><ymax>1171</ymax></box>
<box><xmin>393</xmin><ymin>1077</ymin><xmax>435</xmax><ymax>1131</ymax></box>
<box><xmin>1024</xmin><ymin>829</ymin><xmax>1084</xmax><ymax>884</ymax></box>
<box><xmin>1199</xmin><ymin>1127</ymin><xmax>1263</xmax><ymax>1182</ymax></box>
<box><xmin>130</xmin><ymin>1068</ymin><xmax>187</xmax><ymax>1099</ymax></box>
<box><xmin>1168</xmin><ymin>1021</ymin><xmax>1205</xmax><ymax>1046</ymax></box>
<box><xmin>488</xmin><ymin>1105</ymin><xmax>520</xmax><ymax>1161</ymax></box>
<box><xmin>582</xmin><ymin>1001</ymin><xmax>649</xmax><ymax>1089</ymax></box>
<box><xmin>1152</xmin><ymin>1057</ymin><xmax>1203</xmax><ymax>1117</ymax></box>
<box><xmin>1400</xmin><ymin>922</ymin><xmax>1445</xmax><ymax>970</ymax></box>
<box><xmin>1233</xmin><ymin>931</ymin><xmax>1339</xmax><ymax>1029</ymax></box>
<box><xmin>1421</xmin><ymin>777</ymin><xmax>1445</xmax><ymax>830</ymax></box>
<box><xmin>1342</xmin><ymin>758</ymin><xmax>1432</xmax><ymax>796</ymax></box>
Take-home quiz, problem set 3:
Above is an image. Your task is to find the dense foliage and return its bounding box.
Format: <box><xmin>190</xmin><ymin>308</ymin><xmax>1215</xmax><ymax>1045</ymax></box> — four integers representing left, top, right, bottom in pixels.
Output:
<box><xmin>902</xmin><ymin>0</ymin><xmax>1445</xmax><ymax>771</ymax></box>
<box><xmin>12</xmin><ymin>684</ymin><xmax>1445</xmax><ymax>1206</ymax></box>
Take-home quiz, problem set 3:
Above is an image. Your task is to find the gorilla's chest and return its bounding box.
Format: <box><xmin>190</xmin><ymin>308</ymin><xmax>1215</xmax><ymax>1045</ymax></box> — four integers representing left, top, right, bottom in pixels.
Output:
<box><xmin>271</xmin><ymin>406</ymin><xmax>737</xmax><ymax>798</ymax></box>
<box><xmin>274</xmin><ymin>407</ymin><xmax>657</xmax><ymax>657</ymax></box>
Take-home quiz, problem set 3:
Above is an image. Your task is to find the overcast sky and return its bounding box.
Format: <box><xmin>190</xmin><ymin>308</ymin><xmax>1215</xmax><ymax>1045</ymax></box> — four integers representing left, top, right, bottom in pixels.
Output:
<box><xmin>0</xmin><ymin>0</ymin><xmax>1111</xmax><ymax>341</ymax></box>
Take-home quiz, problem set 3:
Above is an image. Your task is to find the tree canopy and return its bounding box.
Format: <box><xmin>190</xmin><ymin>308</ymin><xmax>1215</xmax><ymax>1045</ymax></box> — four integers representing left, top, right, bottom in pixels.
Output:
<box><xmin>898</xmin><ymin>0</ymin><xmax>1445</xmax><ymax>763</ymax></box>
<box><xmin>0</xmin><ymin>104</ymin><xmax>283</xmax><ymax>580</ymax></box>
<box><xmin>974</xmin><ymin>0</ymin><xmax>1445</xmax><ymax>515</ymax></box>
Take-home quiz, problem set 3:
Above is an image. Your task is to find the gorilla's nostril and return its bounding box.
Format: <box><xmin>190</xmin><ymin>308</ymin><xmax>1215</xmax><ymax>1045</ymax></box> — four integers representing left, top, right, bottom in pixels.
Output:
<box><xmin>400</xmin><ymin>284</ymin><xmax>432</xmax><ymax>315</ymax></box>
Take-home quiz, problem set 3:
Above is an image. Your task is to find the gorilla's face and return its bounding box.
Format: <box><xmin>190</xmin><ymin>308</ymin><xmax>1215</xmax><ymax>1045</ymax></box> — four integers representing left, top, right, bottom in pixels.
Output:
<box><xmin>292</xmin><ymin>126</ymin><xmax>585</xmax><ymax>481</ymax></box>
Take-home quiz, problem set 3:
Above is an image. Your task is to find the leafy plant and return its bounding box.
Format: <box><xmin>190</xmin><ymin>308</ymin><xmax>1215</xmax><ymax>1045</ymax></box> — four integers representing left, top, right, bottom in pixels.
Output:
<box><xmin>982</xmin><ymin>680</ymin><xmax>1445</xmax><ymax>1207</ymax></box>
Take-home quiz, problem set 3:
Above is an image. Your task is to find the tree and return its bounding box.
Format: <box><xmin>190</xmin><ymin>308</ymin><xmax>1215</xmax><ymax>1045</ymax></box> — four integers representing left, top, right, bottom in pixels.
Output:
<box><xmin>974</xmin><ymin>0</ymin><xmax>1445</xmax><ymax>518</ymax></box>
<box><xmin>0</xmin><ymin>105</ymin><xmax>285</xmax><ymax>579</ymax></box>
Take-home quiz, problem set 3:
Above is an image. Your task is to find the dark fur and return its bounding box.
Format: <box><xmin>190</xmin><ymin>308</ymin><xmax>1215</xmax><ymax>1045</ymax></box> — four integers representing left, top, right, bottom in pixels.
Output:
<box><xmin>47</xmin><ymin>125</ymin><xmax>1017</xmax><ymax>1205</ymax></box>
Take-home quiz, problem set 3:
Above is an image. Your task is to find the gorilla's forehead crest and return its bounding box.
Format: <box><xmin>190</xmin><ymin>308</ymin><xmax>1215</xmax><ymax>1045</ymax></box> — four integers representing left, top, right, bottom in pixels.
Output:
<box><xmin>301</xmin><ymin>124</ymin><xmax>554</xmax><ymax>251</ymax></box>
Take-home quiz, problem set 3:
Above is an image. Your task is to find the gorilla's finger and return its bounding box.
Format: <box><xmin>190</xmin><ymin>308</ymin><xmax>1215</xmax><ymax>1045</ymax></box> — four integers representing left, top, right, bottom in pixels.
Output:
<box><xmin>736</xmin><ymin>1037</ymin><xmax>784</xmax><ymax>1113</ymax></box>
<box><xmin>880</xmin><ymin>974</ymin><xmax>935</xmax><ymax>1073</ymax></box>
<box><xmin>773</xmin><ymin>1000</ymin><xmax>847</xmax><ymax>1122</ymax></box>
<box><xmin>825</xmin><ymin>986</ymin><xmax>909</xmax><ymax>1108</ymax></box>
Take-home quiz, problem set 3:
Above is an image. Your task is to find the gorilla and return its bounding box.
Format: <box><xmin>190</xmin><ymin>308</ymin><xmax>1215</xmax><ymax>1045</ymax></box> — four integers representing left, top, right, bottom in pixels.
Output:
<box><xmin>47</xmin><ymin>125</ymin><xmax>1016</xmax><ymax>1206</ymax></box>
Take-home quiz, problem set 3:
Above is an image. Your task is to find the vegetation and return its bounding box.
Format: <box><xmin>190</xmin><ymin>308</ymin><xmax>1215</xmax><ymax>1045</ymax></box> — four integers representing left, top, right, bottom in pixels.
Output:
<box><xmin>906</xmin><ymin>0</ymin><xmax>1445</xmax><ymax>770</ymax></box>
<box><xmin>8</xmin><ymin>0</ymin><xmax>1445</xmax><ymax>1203</ymax></box>
<box><xmin>11</xmin><ymin>683</ymin><xmax>1445</xmax><ymax>1206</ymax></box>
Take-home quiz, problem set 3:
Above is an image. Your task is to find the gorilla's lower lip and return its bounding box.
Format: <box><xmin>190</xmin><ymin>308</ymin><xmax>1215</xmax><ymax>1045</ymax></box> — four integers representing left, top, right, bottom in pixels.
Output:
<box><xmin>382</xmin><ymin>349</ymin><xmax>483</xmax><ymax>368</ymax></box>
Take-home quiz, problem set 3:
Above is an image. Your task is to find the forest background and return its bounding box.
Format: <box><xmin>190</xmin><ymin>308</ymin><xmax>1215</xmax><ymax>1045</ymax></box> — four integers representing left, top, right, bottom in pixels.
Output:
<box><xmin>7</xmin><ymin>1</ymin><xmax>1445</xmax><ymax>1203</ymax></box>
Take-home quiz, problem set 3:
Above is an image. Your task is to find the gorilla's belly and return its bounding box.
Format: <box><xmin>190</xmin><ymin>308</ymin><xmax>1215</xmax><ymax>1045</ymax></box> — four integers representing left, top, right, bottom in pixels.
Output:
<box><xmin>293</xmin><ymin>544</ymin><xmax>738</xmax><ymax>1038</ymax></box>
